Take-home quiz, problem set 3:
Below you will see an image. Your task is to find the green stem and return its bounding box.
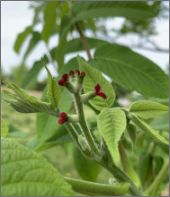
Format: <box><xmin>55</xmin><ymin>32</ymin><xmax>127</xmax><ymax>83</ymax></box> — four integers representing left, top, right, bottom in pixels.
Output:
<box><xmin>64</xmin><ymin>123</ymin><xmax>91</xmax><ymax>158</ymax></box>
<box><xmin>145</xmin><ymin>158</ymin><xmax>169</xmax><ymax>196</ymax></box>
<box><xmin>64</xmin><ymin>177</ymin><xmax>130</xmax><ymax>196</ymax></box>
<box><xmin>73</xmin><ymin>93</ymin><xmax>100</xmax><ymax>156</ymax></box>
<box><xmin>65</xmin><ymin>123</ymin><xmax>79</xmax><ymax>145</ymax></box>
<box><xmin>99</xmin><ymin>156</ymin><xmax>142</xmax><ymax>196</ymax></box>
<box><xmin>118</xmin><ymin>142</ymin><xmax>141</xmax><ymax>187</ymax></box>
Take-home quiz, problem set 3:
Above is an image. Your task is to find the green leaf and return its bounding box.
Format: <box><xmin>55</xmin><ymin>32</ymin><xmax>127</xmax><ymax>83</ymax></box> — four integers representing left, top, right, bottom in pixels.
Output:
<box><xmin>36</xmin><ymin>86</ymin><xmax>67</xmax><ymax>145</ymax></box>
<box><xmin>23</xmin><ymin>31</ymin><xmax>41</xmax><ymax>61</ymax></box>
<box><xmin>97</xmin><ymin>108</ymin><xmax>126</xmax><ymax>166</ymax></box>
<box><xmin>35</xmin><ymin>135</ymin><xmax>71</xmax><ymax>152</ymax></box>
<box><xmin>45</xmin><ymin>66</ymin><xmax>61</xmax><ymax>109</ymax></box>
<box><xmin>21</xmin><ymin>56</ymin><xmax>48</xmax><ymax>89</ymax></box>
<box><xmin>93</xmin><ymin>44</ymin><xmax>168</xmax><ymax>98</ymax></box>
<box><xmin>59</xmin><ymin>57</ymin><xmax>79</xmax><ymax>75</ymax></box>
<box><xmin>57</xmin><ymin>16</ymin><xmax>72</xmax><ymax>68</ymax></box>
<box><xmin>14</xmin><ymin>26</ymin><xmax>32</xmax><ymax>53</ymax></box>
<box><xmin>73</xmin><ymin>147</ymin><xmax>100</xmax><ymax>181</ymax></box>
<box><xmin>50</xmin><ymin>37</ymin><xmax>108</xmax><ymax>61</ymax></box>
<box><xmin>78</xmin><ymin>57</ymin><xmax>115</xmax><ymax>111</ymax></box>
<box><xmin>129</xmin><ymin>100</ymin><xmax>168</xmax><ymax>119</ymax></box>
<box><xmin>130</xmin><ymin>115</ymin><xmax>169</xmax><ymax>151</ymax></box>
<box><xmin>1</xmin><ymin>119</ymin><xmax>8</xmax><ymax>138</ymax></box>
<box><xmin>42</xmin><ymin>2</ymin><xmax>57</xmax><ymax>43</ymax></box>
<box><xmin>1</xmin><ymin>138</ymin><xmax>74</xmax><ymax>196</ymax></box>
<box><xmin>150</xmin><ymin>114</ymin><xmax>169</xmax><ymax>130</ymax></box>
<box><xmin>36</xmin><ymin>113</ymin><xmax>67</xmax><ymax>144</ymax></box>
<box><xmin>58</xmin><ymin>88</ymin><xmax>73</xmax><ymax>112</ymax></box>
<box><xmin>73</xmin><ymin>2</ymin><xmax>159</xmax><ymax>21</ymax></box>
<box><xmin>3</xmin><ymin>83</ymin><xmax>54</xmax><ymax>115</ymax></box>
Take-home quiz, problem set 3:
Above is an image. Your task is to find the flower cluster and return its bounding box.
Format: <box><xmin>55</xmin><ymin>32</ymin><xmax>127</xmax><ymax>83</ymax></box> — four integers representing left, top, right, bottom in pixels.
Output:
<box><xmin>57</xmin><ymin>71</ymin><xmax>107</xmax><ymax>124</ymax></box>
<box><xmin>95</xmin><ymin>84</ymin><xmax>107</xmax><ymax>99</ymax></box>
<box><xmin>58</xmin><ymin>70</ymin><xmax>85</xmax><ymax>86</ymax></box>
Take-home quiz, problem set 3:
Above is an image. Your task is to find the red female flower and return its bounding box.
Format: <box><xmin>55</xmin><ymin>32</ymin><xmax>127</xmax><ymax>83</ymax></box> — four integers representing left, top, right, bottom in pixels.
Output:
<box><xmin>58</xmin><ymin>74</ymin><xmax>69</xmax><ymax>86</ymax></box>
<box><xmin>94</xmin><ymin>84</ymin><xmax>107</xmax><ymax>99</ymax></box>
<box><xmin>58</xmin><ymin>112</ymin><xmax>68</xmax><ymax>124</ymax></box>
<box><xmin>62</xmin><ymin>74</ymin><xmax>69</xmax><ymax>81</ymax></box>
<box><xmin>58</xmin><ymin>78</ymin><xmax>65</xmax><ymax>86</ymax></box>
<box><xmin>95</xmin><ymin>84</ymin><xmax>101</xmax><ymax>94</ymax></box>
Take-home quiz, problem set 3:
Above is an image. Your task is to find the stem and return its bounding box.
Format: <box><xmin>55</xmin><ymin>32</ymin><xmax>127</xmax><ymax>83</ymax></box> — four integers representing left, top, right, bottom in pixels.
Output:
<box><xmin>75</xmin><ymin>22</ymin><xmax>92</xmax><ymax>60</ymax></box>
<box><xmin>64</xmin><ymin>123</ymin><xmax>91</xmax><ymax>158</ymax></box>
<box><xmin>99</xmin><ymin>157</ymin><xmax>142</xmax><ymax>196</ymax></box>
<box><xmin>118</xmin><ymin>142</ymin><xmax>141</xmax><ymax>187</ymax></box>
<box><xmin>64</xmin><ymin>177</ymin><xmax>130</xmax><ymax>196</ymax></box>
<box><xmin>73</xmin><ymin>93</ymin><xmax>100</xmax><ymax>156</ymax></box>
<box><xmin>108</xmin><ymin>165</ymin><xmax>142</xmax><ymax>196</ymax></box>
<box><xmin>145</xmin><ymin>158</ymin><xmax>169</xmax><ymax>196</ymax></box>
<box><xmin>65</xmin><ymin>123</ymin><xmax>79</xmax><ymax>146</ymax></box>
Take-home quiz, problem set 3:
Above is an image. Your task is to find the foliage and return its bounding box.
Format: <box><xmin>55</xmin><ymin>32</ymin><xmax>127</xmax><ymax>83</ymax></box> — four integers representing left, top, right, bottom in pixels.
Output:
<box><xmin>2</xmin><ymin>1</ymin><xmax>169</xmax><ymax>196</ymax></box>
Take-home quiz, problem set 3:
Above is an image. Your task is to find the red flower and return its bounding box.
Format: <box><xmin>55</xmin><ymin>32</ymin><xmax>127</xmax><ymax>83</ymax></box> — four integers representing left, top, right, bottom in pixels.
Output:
<box><xmin>94</xmin><ymin>84</ymin><xmax>107</xmax><ymax>99</ymax></box>
<box><xmin>58</xmin><ymin>74</ymin><xmax>69</xmax><ymax>86</ymax></box>
<box><xmin>95</xmin><ymin>84</ymin><xmax>101</xmax><ymax>94</ymax></box>
<box><xmin>62</xmin><ymin>74</ymin><xmax>69</xmax><ymax>81</ymax></box>
<box><xmin>58</xmin><ymin>79</ymin><xmax>65</xmax><ymax>86</ymax></box>
<box><xmin>97</xmin><ymin>92</ymin><xmax>107</xmax><ymax>99</ymax></box>
<box><xmin>58</xmin><ymin>112</ymin><xmax>68</xmax><ymax>124</ymax></box>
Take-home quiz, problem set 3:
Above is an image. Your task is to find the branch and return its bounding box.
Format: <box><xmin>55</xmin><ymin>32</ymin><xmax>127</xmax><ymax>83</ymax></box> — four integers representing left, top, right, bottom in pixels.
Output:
<box><xmin>64</xmin><ymin>177</ymin><xmax>130</xmax><ymax>196</ymax></box>
<box><xmin>75</xmin><ymin>22</ymin><xmax>92</xmax><ymax>60</ymax></box>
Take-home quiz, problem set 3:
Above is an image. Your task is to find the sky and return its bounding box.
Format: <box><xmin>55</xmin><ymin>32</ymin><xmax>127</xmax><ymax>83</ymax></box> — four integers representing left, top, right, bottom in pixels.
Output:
<box><xmin>1</xmin><ymin>1</ymin><xmax>169</xmax><ymax>80</ymax></box>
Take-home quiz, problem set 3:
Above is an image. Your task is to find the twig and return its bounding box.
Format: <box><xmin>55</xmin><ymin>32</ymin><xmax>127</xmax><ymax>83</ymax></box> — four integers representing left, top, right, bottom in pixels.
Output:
<box><xmin>75</xmin><ymin>22</ymin><xmax>92</xmax><ymax>60</ymax></box>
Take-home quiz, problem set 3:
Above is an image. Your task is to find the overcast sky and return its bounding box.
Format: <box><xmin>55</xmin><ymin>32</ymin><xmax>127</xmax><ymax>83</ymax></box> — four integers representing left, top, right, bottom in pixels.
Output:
<box><xmin>1</xmin><ymin>1</ymin><xmax>169</xmax><ymax>80</ymax></box>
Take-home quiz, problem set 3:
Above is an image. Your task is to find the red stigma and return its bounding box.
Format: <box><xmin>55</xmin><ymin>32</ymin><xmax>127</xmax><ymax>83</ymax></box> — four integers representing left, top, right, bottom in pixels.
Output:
<box><xmin>58</xmin><ymin>112</ymin><xmax>68</xmax><ymax>124</ymax></box>
<box><xmin>62</xmin><ymin>74</ymin><xmax>69</xmax><ymax>81</ymax></box>
<box><xmin>97</xmin><ymin>92</ymin><xmax>107</xmax><ymax>99</ymax></box>
<box><xmin>58</xmin><ymin>73</ymin><xmax>69</xmax><ymax>86</ymax></box>
<box><xmin>94</xmin><ymin>84</ymin><xmax>107</xmax><ymax>99</ymax></box>
<box><xmin>58</xmin><ymin>79</ymin><xmax>65</xmax><ymax>86</ymax></box>
<box><xmin>95</xmin><ymin>84</ymin><xmax>101</xmax><ymax>94</ymax></box>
